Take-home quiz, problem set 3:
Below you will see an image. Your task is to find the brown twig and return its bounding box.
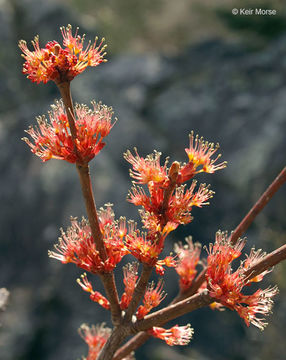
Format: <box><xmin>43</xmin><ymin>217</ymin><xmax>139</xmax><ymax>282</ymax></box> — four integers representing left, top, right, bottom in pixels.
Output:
<box><xmin>123</xmin><ymin>264</ymin><xmax>153</xmax><ymax>322</ymax></box>
<box><xmin>75</xmin><ymin>163</ymin><xmax>108</xmax><ymax>262</ymax></box>
<box><xmin>161</xmin><ymin>161</ymin><xmax>180</xmax><ymax>221</ymax></box>
<box><xmin>98</xmin><ymin>326</ymin><xmax>130</xmax><ymax>360</ymax></box>
<box><xmin>133</xmin><ymin>291</ymin><xmax>212</xmax><ymax>332</ymax></box>
<box><xmin>57</xmin><ymin>82</ymin><xmax>77</xmax><ymax>139</ymax></box>
<box><xmin>136</xmin><ymin>243</ymin><xmax>286</xmax><ymax>332</ymax></box>
<box><xmin>57</xmin><ymin>81</ymin><xmax>121</xmax><ymax>324</ymax></box>
<box><xmin>114</xmin><ymin>241</ymin><xmax>286</xmax><ymax>360</ymax></box>
<box><xmin>99</xmin><ymin>162</ymin><xmax>181</xmax><ymax>358</ymax></box>
<box><xmin>183</xmin><ymin>166</ymin><xmax>286</xmax><ymax>298</ymax></box>
<box><xmin>229</xmin><ymin>166</ymin><xmax>286</xmax><ymax>245</ymax></box>
<box><xmin>244</xmin><ymin>243</ymin><xmax>286</xmax><ymax>281</ymax></box>
<box><xmin>113</xmin><ymin>332</ymin><xmax>150</xmax><ymax>360</ymax></box>
<box><xmin>113</xmin><ymin>165</ymin><xmax>286</xmax><ymax>359</ymax></box>
<box><xmin>123</xmin><ymin>162</ymin><xmax>180</xmax><ymax>322</ymax></box>
<box><xmin>113</xmin><ymin>292</ymin><xmax>212</xmax><ymax>360</ymax></box>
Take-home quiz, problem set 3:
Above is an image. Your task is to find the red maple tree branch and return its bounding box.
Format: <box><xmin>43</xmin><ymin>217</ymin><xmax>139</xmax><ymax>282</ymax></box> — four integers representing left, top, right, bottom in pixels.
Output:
<box><xmin>58</xmin><ymin>82</ymin><xmax>121</xmax><ymax>324</ymax></box>
<box><xmin>183</xmin><ymin>166</ymin><xmax>286</xmax><ymax>299</ymax></box>
<box><xmin>122</xmin><ymin>162</ymin><xmax>180</xmax><ymax>323</ymax></box>
<box><xmin>113</xmin><ymin>166</ymin><xmax>286</xmax><ymax>359</ymax></box>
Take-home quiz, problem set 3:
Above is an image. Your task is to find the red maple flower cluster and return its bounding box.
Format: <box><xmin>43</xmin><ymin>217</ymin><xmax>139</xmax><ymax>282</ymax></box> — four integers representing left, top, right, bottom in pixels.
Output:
<box><xmin>124</xmin><ymin>136</ymin><xmax>224</xmax><ymax>269</ymax></box>
<box><xmin>79</xmin><ymin>323</ymin><xmax>134</xmax><ymax>360</ymax></box>
<box><xmin>148</xmin><ymin>324</ymin><xmax>194</xmax><ymax>346</ymax></box>
<box><xmin>19</xmin><ymin>24</ymin><xmax>106</xmax><ymax>84</ymax></box>
<box><xmin>206</xmin><ymin>231</ymin><xmax>278</xmax><ymax>330</ymax></box>
<box><xmin>22</xmin><ymin>100</ymin><xmax>115</xmax><ymax>163</ymax></box>
<box><xmin>48</xmin><ymin>205</ymin><xmax>128</xmax><ymax>273</ymax></box>
<box><xmin>125</xmin><ymin>226</ymin><xmax>169</xmax><ymax>269</ymax></box>
<box><xmin>174</xmin><ymin>237</ymin><xmax>201</xmax><ymax>291</ymax></box>
<box><xmin>136</xmin><ymin>279</ymin><xmax>166</xmax><ymax>319</ymax></box>
<box><xmin>79</xmin><ymin>323</ymin><xmax>111</xmax><ymax>360</ymax></box>
<box><xmin>77</xmin><ymin>273</ymin><xmax>110</xmax><ymax>309</ymax></box>
<box><xmin>185</xmin><ymin>131</ymin><xmax>226</xmax><ymax>174</ymax></box>
<box><xmin>120</xmin><ymin>262</ymin><xmax>139</xmax><ymax>310</ymax></box>
<box><xmin>124</xmin><ymin>223</ymin><xmax>176</xmax><ymax>275</ymax></box>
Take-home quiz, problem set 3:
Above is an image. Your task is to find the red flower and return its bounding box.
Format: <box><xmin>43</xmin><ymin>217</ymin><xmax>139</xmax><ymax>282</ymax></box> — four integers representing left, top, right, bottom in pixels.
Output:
<box><xmin>166</xmin><ymin>182</ymin><xmax>214</xmax><ymax>225</ymax></box>
<box><xmin>23</xmin><ymin>100</ymin><xmax>115</xmax><ymax>163</ymax></box>
<box><xmin>184</xmin><ymin>131</ymin><xmax>227</xmax><ymax>174</ymax></box>
<box><xmin>148</xmin><ymin>324</ymin><xmax>194</xmax><ymax>346</ymax></box>
<box><xmin>206</xmin><ymin>231</ymin><xmax>278</xmax><ymax>330</ymax></box>
<box><xmin>125</xmin><ymin>229</ymin><xmax>165</xmax><ymax>266</ymax></box>
<box><xmin>236</xmin><ymin>286</ymin><xmax>279</xmax><ymax>330</ymax></box>
<box><xmin>77</xmin><ymin>273</ymin><xmax>110</xmax><ymax>309</ymax></box>
<box><xmin>128</xmin><ymin>179</ymin><xmax>213</xmax><ymax>239</ymax></box>
<box><xmin>139</xmin><ymin>210</ymin><xmax>165</xmax><ymax>236</ymax></box>
<box><xmin>124</xmin><ymin>138</ymin><xmax>223</xmax><ymax>272</ymax></box>
<box><xmin>174</xmin><ymin>237</ymin><xmax>201</xmax><ymax>291</ymax></box>
<box><xmin>243</xmin><ymin>248</ymin><xmax>271</xmax><ymax>283</ymax></box>
<box><xmin>206</xmin><ymin>231</ymin><xmax>245</xmax><ymax>286</ymax></box>
<box><xmin>124</xmin><ymin>149</ymin><xmax>168</xmax><ymax>184</ymax></box>
<box><xmin>79</xmin><ymin>323</ymin><xmax>111</xmax><ymax>360</ymax></box>
<box><xmin>48</xmin><ymin>205</ymin><xmax>128</xmax><ymax>273</ymax></box>
<box><xmin>155</xmin><ymin>254</ymin><xmax>177</xmax><ymax>275</ymax></box>
<box><xmin>19</xmin><ymin>24</ymin><xmax>106</xmax><ymax>84</ymax></box>
<box><xmin>128</xmin><ymin>185</ymin><xmax>150</xmax><ymax>208</ymax></box>
<box><xmin>136</xmin><ymin>279</ymin><xmax>166</xmax><ymax>319</ymax></box>
<box><xmin>120</xmin><ymin>262</ymin><xmax>139</xmax><ymax>310</ymax></box>
<box><xmin>126</xmin><ymin>144</ymin><xmax>216</xmax><ymax>241</ymax></box>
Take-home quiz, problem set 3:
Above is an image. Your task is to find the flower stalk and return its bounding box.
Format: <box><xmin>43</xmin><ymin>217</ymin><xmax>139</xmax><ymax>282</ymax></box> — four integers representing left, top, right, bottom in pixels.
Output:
<box><xmin>58</xmin><ymin>81</ymin><xmax>121</xmax><ymax>324</ymax></box>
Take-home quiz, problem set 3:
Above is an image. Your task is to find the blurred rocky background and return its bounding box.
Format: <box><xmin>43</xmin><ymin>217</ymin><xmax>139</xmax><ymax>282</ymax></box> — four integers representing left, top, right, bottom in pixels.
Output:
<box><xmin>0</xmin><ymin>0</ymin><xmax>286</xmax><ymax>359</ymax></box>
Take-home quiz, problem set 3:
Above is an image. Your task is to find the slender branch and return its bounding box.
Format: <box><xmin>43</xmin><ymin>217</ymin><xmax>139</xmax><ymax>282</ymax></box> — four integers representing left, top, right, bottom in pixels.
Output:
<box><xmin>123</xmin><ymin>264</ymin><xmax>153</xmax><ymax>322</ymax></box>
<box><xmin>174</xmin><ymin>264</ymin><xmax>207</xmax><ymax>303</ymax></box>
<box><xmin>133</xmin><ymin>291</ymin><xmax>212</xmax><ymax>333</ymax></box>
<box><xmin>114</xmin><ymin>165</ymin><xmax>286</xmax><ymax>359</ymax></box>
<box><xmin>99</xmin><ymin>273</ymin><xmax>122</xmax><ymax>323</ymax></box>
<box><xmin>229</xmin><ymin>166</ymin><xmax>286</xmax><ymax>245</ymax></box>
<box><xmin>136</xmin><ymin>242</ymin><xmax>286</xmax><ymax>332</ymax></box>
<box><xmin>57</xmin><ymin>82</ymin><xmax>77</xmax><ymax>141</ymax></box>
<box><xmin>161</xmin><ymin>161</ymin><xmax>180</xmax><ymax>221</ymax></box>
<box><xmin>103</xmin><ymin>162</ymin><xmax>181</xmax><ymax>360</ymax></box>
<box><xmin>244</xmin><ymin>243</ymin><xmax>286</xmax><ymax>281</ymax></box>
<box><xmin>57</xmin><ymin>81</ymin><xmax>121</xmax><ymax>324</ymax></box>
<box><xmin>184</xmin><ymin>166</ymin><xmax>286</xmax><ymax>298</ymax></box>
<box><xmin>123</xmin><ymin>162</ymin><xmax>180</xmax><ymax>322</ymax></box>
<box><xmin>75</xmin><ymin>163</ymin><xmax>108</xmax><ymax>262</ymax></box>
<box><xmin>113</xmin><ymin>333</ymin><xmax>150</xmax><ymax>360</ymax></box>
<box><xmin>98</xmin><ymin>326</ymin><xmax>130</xmax><ymax>360</ymax></box>
<box><xmin>115</xmin><ymin>292</ymin><xmax>212</xmax><ymax>360</ymax></box>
